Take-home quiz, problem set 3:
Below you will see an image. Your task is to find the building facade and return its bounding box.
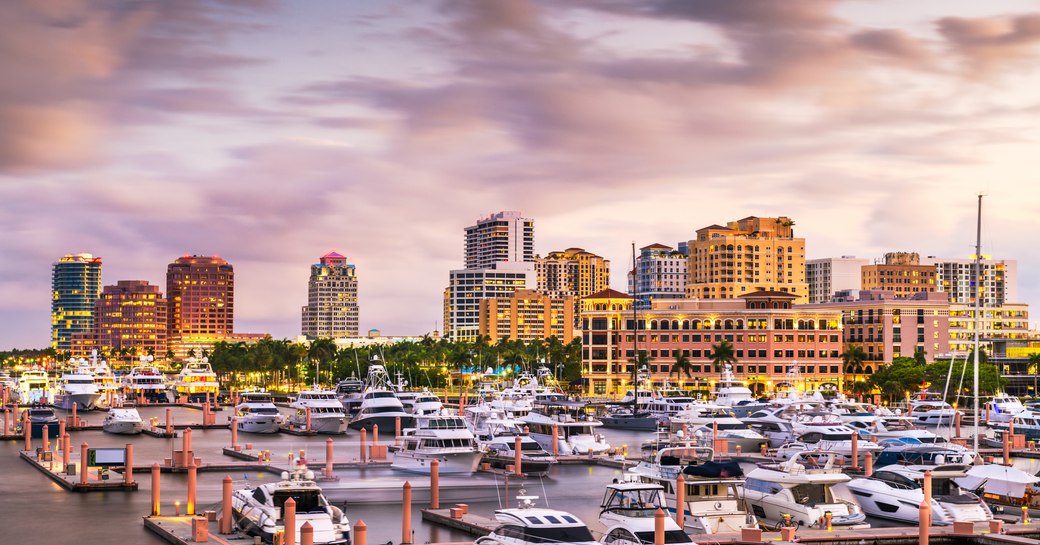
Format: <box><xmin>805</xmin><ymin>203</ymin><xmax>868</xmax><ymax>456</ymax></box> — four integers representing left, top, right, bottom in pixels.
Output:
<box><xmin>301</xmin><ymin>251</ymin><xmax>359</xmax><ymax>338</ymax></box>
<box><xmin>535</xmin><ymin>248</ymin><xmax>610</xmax><ymax>299</ymax></box>
<box><xmin>445</xmin><ymin>264</ymin><xmax>536</xmax><ymax>342</ymax></box>
<box><xmin>922</xmin><ymin>256</ymin><xmax>1018</xmax><ymax>306</ymax></box>
<box><xmin>478</xmin><ymin>289</ymin><xmax>574</xmax><ymax>343</ymax></box>
<box><xmin>166</xmin><ymin>255</ymin><xmax>234</xmax><ymax>351</ymax></box>
<box><xmin>947</xmin><ymin>303</ymin><xmax>1030</xmax><ymax>356</ymax></box>
<box><xmin>51</xmin><ymin>253</ymin><xmax>103</xmax><ymax>353</ymax></box>
<box><xmin>686</xmin><ymin>216</ymin><xmax>808</xmax><ymax>303</ymax></box>
<box><xmin>464</xmin><ymin>211</ymin><xmax>534</xmax><ymax>269</ymax></box>
<box><xmin>93</xmin><ymin>280</ymin><xmax>168</xmax><ymax>363</ymax></box>
<box><xmin>629</xmin><ymin>243</ymin><xmax>689</xmax><ymax>309</ymax></box>
<box><xmin>806</xmin><ymin>256</ymin><xmax>868</xmax><ymax>304</ymax></box>
<box><xmin>861</xmin><ymin>252</ymin><xmax>936</xmax><ymax>298</ymax></box>
<box><xmin>580</xmin><ymin>289</ymin><xmax>844</xmax><ymax>396</ymax></box>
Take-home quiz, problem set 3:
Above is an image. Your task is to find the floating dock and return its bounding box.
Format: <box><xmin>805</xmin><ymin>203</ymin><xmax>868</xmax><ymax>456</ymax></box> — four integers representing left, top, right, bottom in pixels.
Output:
<box><xmin>19</xmin><ymin>450</ymin><xmax>139</xmax><ymax>492</ymax></box>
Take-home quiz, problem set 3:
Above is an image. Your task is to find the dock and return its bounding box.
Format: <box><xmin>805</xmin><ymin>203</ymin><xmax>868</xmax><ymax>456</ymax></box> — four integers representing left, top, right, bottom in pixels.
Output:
<box><xmin>18</xmin><ymin>450</ymin><xmax>139</xmax><ymax>492</ymax></box>
<box><xmin>144</xmin><ymin>516</ymin><xmax>255</xmax><ymax>545</ymax></box>
<box><xmin>422</xmin><ymin>507</ymin><xmax>499</xmax><ymax>536</ymax></box>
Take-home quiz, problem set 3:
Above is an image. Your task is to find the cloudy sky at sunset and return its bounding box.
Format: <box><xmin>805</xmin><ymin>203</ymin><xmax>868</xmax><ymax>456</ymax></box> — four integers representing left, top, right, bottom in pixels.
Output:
<box><xmin>3</xmin><ymin>0</ymin><xmax>1040</xmax><ymax>350</ymax></box>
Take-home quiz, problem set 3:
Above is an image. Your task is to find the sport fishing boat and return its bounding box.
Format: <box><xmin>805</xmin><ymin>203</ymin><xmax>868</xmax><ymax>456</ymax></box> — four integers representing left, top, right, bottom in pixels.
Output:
<box><xmin>847</xmin><ymin>463</ymin><xmax>992</xmax><ymax>525</ymax></box>
<box><xmin>473</xmin><ymin>493</ymin><xmax>599</xmax><ymax>545</ymax></box>
<box><xmin>348</xmin><ymin>359</ymin><xmax>413</xmax><ymax>432</ymax></box>
<box><xmin>599</xmin><ymin>481</ymin><xmax>693</xmax><ymax>545</ymax></box>
<box><xmin>741</xmin><ymin>451</ymin><xmax>869</xmax><ymax>529</ymax></box>
<box><xmin>54</xmin><ymin>366</ymin><xmax>100</xmax><ymax>411</ymax></box>
<box><xmin>232</xmin><ymin>463</ymin><xmax>350</xmax><ymax>544</ymax></box>
<box><xmin>521</xmin><ymin>392</ymin><xmax>610</xmax><ymax>456</ymax></box>
<box><xmin>390</xmin><ymin>414</ymin><xmax>485</xmax><ymax>475</ymax></box>
<box><xmin>168</xmin><ymin>358</ymin><xmax>219</xmax><ymax>403</ymax></box>
<box><xmin>123</xmin><ymin>365</ymin><xmax>168</xmax><ymax>403</ymax></box>
<box><xmin>102</xmin><ymin>407</ymin><xmax>144</xmax><ymax>435</ymax></box>
<box><xmin>289</xmin><ymin>390</ymin><xmax>347</xmax><ymax>434</ymax></box>
<box><xmin>18</xmin><ymin>370</ymin><xmax>52</xmax><ymax>405</ymax></box>
<box><xmin>235</xmin><ymin>391</ymin><xmax>284</xmax><ymax>434</ymax></box>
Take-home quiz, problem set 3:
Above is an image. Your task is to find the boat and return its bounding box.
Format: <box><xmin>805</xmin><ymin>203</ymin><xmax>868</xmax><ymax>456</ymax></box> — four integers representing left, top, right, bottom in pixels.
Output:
<box><xmin>954</xmin><ymin>464</ymin><xmax>1040</xmax><ymax>508</ymax></box>
<box><xmin>774</xmin><ymin>423</ymin><xmax>883</xmax><ymax>465</ymax></box>
<box><xmin>0</xmin><ymin>371</ymin><xmax>19</xmax><ymax>404</ymax></box>
<box><xmin>670</xmin><ymin>404</ymin><xmax>767</xmax><ymax>454</ymax></box>
<box><xmin>627</xmin><ymin>446</ymin><xmax>757</xmax><ymax>534</ymax></box>
<box><xmin>390</xmin><ymin>413</ymin><xmax>485</xmax><ymax>474</ymax></box>
<box><xmin>18</xmin><ymin>370</ymin><xmax>52</xmax><ymax>405</ymax></box>
<box><xmin>102</xmin><ymin>408</ymin><xmax>144</xmax><ymax>435</ymax></box>
<box><xmin>602</xmin><ymin>369</ymin><xmax>660</xmax><ymax>431</ymax></box>
<box><xmin>88</xmin><ymin>360</ymin><xmax>121</xmax><ymax>408</ymax></box>
<box><xmin>289</xmin><ymin>390</ymin><xmax>347</xmax><ymax>434</ymax></box>
<box><xmin>986</xmin><ymin>394</ymin><xmax>1027</xmax><ymax>424</ymax></box>
<box><xmin>54</xmin><ymin>366</ymin><xmax>101</xmax><ymax>411</ymax></box>
<box><xmin>235</xmin><ymin>392</ymin><xmax>284</xmax><ymax>434</ymax></box>
<box><xmin>466</xmin><ymin>405</ymin><xmax>557</xmax><ymax>476</ymax></box>
<box><xmin>168</xmin><ymin>358</ymin><xmax>219</xmax><ymax>403</ymax></box>
<box><xmin>348</xmin><ymin>358</ymin><xmax>413</xmax><ymax>432</ymax></box>
<box><xmin>599</xmin><ymin>481</ymin><xmax>693</xmax><ymax>545</ymax></box>
<box><xmin>990</xmin><ymin>412</ymin><xmax>1040</xmax><ymax>442</ymax></box>
<box><xmin>400</xmin><ymin>388</ymin><xmax>444</xmax><ymax>416</ymax></box>
<box><xmin>521</xmin><ymin>392</ymin><xmax>611</xmax><ymax>455</ymax></box>
<box><xmin>232</xmin><ymin>462</ymin><xmax>351</xmax><ymax>544</ymax></box>
<box><xmin>473</xmin><ymin>492</ymin><xmax>599</xmax><ymax>545</ymax></box>
<box><xmin>846</xmin><ymin>415</ymin><xmax>947</xmax><ymax>444</ymax></box>
<box><xmin>909</xmin><ymin>399</ymin><xmax>961</xmax><ymax>426</ymax></box>
<box><xmin>23</xmin><ymin>405</ymin><xmax>60</xmax><ymax>438</ymax></box>
<box><xmin>335</xmin><ymin>376</ymin><xmax>365</xmax><ymax>417</ymax></box>
<box><xmin>712</xmin><ymin>364</ymin><xmax>754</xmax><ymax>408</ymax></box>
<box><xmin>740</xmin><ymin>451</ymin><xmax>869</xmax><ymax>529</ymax></box>
<box><xmin>872</xmin><ymin>442</ymin><xmax>976</xmax><ymax>468</ymax></box>
<box><xmin>123</xmin><ymin>365</ymin><xmax>168</xmax><ymax>403</ymax></box>
<box><xmin>847</xmin><ymin>463</ymin><xmax>992</xmax><ymax>525</ymax></box>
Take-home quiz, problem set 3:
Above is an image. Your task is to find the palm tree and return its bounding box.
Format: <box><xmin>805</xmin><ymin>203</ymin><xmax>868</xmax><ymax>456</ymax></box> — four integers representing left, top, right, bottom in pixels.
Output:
<box><xmin>670</xmin><ymin>352</ymin><xmax>693</xmax><ymax>381</ymax></box>
<box><xmin>709</xmin><ymin>340</ymin><xmax>736</xmax><ymax>373</ymax></box>
<box><xmin>841</xmin><ymin>344</ymin><xmax>868</xmax><ymax>392</ymax></box>
<box><xmin>307</xmin><ymin>338</ymin><xmax>337</xmax><ymax>387</ymax></box>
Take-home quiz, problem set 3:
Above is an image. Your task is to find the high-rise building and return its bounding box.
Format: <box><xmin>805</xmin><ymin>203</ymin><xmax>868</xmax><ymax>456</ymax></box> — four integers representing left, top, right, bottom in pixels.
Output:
<box><xmin>806</xmin><ymin>256</ymin><xmax>868</xmax><ymax>304</ymax></box>
<box><xmin>478</xmin><ymin>289</ymin><xmax>574</xmax><ymax>343</ymax></box>
<box><xmin>861</xmin><ymin>252</ymin><xmax>936</xmax><ymax>298</ymax></box>
<box><xmin>51</xmin><ymin>252</ymin><xmax>103</xmax><ymax>353</ymax></box>
<box><xmin>686</xmin><ymin>216</ymin><xmax>808</xmax><ymax>302</ymax></box>
<box><xmin>301</xmin><ymin>251</ymin><xmax>359</xmax><ymax>338</ymax></box>
<box><xmin>166</xmin><ymin>255</ymin><xmax>234</xmax><ymax>343</ymax></box>
<box><xmin>628</xmin><ymin>243</ymin><xmax>688</xmax><ymax>309</ymax></box>
<box><xmin>446</xmin><ymin>211</ymin><xmax>537</xmax><ymax>342</ymax></box>
<box><xmin>922</xmin><ymin>256</ymin><xmax>1018</xmax><ymax>306</ymax></box>
<box><xmin>94</xmin><ymin>280</ymin><xmax>168</xmax><ymax>362</ymax></box>
<box><xmin>464</xmin><ymin>211</ymin><xmax>534</xmax><ymax>269</ymax></box>
<box><xmin>535</xmin><ymin>247</ymin><xmax>609</xmax><ymax>322</ymax></box>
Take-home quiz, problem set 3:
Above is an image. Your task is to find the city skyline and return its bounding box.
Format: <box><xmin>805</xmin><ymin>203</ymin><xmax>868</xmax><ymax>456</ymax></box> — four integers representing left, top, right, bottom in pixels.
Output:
<box><xmin>3</xmin><ymin>1</ymin><xmax>1040</xmax><ymax>349</ymax></box>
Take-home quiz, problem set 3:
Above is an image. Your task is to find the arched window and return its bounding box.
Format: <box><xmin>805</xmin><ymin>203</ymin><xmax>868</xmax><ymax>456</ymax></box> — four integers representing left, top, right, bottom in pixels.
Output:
<box><xmin>724</xmin><ymin>319</ymin><xmax>734</xmax><ymax>330</ymax></box>
<box><xmin>650</xmin><ymin>320</ymin><xmax>658</xmax><ymax>330</ymax></box>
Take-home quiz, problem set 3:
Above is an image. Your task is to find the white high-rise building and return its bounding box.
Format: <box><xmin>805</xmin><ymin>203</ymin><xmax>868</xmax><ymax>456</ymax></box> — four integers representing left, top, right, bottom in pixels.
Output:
<box><xmin>922</xmin><ymin>256</ymin><xmax>1017</xmax><ymax>306</ymax></box>
<box><xmin>464</xmin><ymin>211</ymin><xmax>534</xmax><ymax>269</ymax></box>
<box><xmin>806</xmin><ymin>256</ymin><xmax>868</xmax><ymax>304</ymax></box>
<box><xmin>302</xmin><ymin>251</ymin><xmax>359</xmax><ymax>338</ymax></box>
<box><xmin>628</xmin><ymin>243</ymin><xmax>688</xmax><ymax>309</ymax></box>
<box><xmin>446</xmin><ymin>211</ymin><xmax>536</xmax><ymax>342</ymax></box>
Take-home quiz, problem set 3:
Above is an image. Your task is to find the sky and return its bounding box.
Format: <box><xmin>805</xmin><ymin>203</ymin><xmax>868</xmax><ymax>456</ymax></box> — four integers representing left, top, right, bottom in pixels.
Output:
<box><xmin>3</xmin><ymin>0</ymin><xmax>1040</xmax><ymax>350</ymax></box>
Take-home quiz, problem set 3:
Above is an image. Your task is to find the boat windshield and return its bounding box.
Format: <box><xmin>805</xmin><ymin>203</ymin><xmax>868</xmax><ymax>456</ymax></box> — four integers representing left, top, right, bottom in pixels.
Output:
<box><xmin>251</xmin><ymin>408</ymin><xmax>280</xmax><ymax>415</ymax></box>
<box><xmin>635</xmin><ymin>530</ymin><xmax>694</xmax><ymax>544</ymax></box>
<box><xmin>790</xmin><ymin>483</ymin><xmax>833</xmax><ymax>506</ymax></box>
<box><xmin>273</xmin><ymin>490</ymin><xmax>325</xmax><ymax>514</ymax></box>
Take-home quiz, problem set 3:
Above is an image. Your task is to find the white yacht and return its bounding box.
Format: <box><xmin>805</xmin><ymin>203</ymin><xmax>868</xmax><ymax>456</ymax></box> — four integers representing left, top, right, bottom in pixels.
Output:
<box><xmin>232</xmin><ymin>463</ymin><xmax>350</xmax><ymax>544</ymax></box>
<box><xmin>909</xmin><ymin>399</ymin><xmax>961</xmax><ymax>426</ymax></box>
<box><xmin>670</xmin><ymin>404</ymin><xmax>767</xmax><ymax>453</ymax></box>
<box><xmin>991</xmin><ymin>412</ymin><xmax>1040</xmax><ymax>442</ymax></box>
<box><xmin>627</xmin><ymin>446</ymin><xmax>755</xmax><ymax>535</ymax></box>
<box><xmin>390</xmin><ymin>414</ymin><xmax>485</xmax><ymax>474</ymax></box>
<box><xmin>168</xmin><ymin>357</ymin><xmax>219</xmax><ymax>403</ymax></box>
<box><xmin>986</xmin><ymin>394</ymin><xmax>1026</xmax><ymax>424</ymax></box>
<box><xmin>348</xmin><ymin>360</ymin><xmax>413</xmax><ymax>432</ymax></box>
<box><xmin>88</xmin><ymin>360</ymin><xmax>121</xmax><ymax>408</ymax></box>
<box><xmin>712</xmin><ymin>364</ymin><xmax>754</xmax><ymax>407</ymax></box>
<box><xmin>54</xmin><ymin>366</ymin><xmax>101</xmax><ymax>411</ymax></box>
<box><xmin>335</xmin><ymin>377</ymin><xmax>365</xmax><ymax>416</ymax></box>
<box><xmin>18</xmin><ymin>370</ymin><xmax>52</xmax><ymax>405</ymax></box>
<box><xmin>741</xmin><ymin>451</ymin><xmax>869</xmax><ymax>529</ymax></box>
<box><xmin>521</xmin><ymin>393</ymin><xmax>610</xmax><ymax>455</ymax></box>
<box><xmin>466</xmin><ymin>405</ymin><xmax>557</xmax><ymax>475</ymax></box>
<box><xmin>0</xmin><ymin>371</ymin><xmax>19</xmax><ymax>404</ymax></box>
<box><xmin>473</xmin><ymin>495</ymin><xmax>599</xmax><ymax>545</ymax></box>
<box><xmin>103</xmin><ymin>408</ymin><xmax>144</xmax><ymax>434</ymax></box>
<box><xmin>235</xmin><ymin>392</ymin><xmax>284</xmax><ymax>434</ymax></box>
<box><xmin>599</xmin><ymin>481</ymin><xmax>694</xmax><ymax>545</ymax></box>
<box><xmin>775</xmin><ymin>424</ymin><xmax>883</xmax><ymax>465</ymax></box>
<box><xmin>123</xmin><ymin>365</ymin><xmax>168</xmax><ymax>403</ymax></box>
<box><xmin>289</xmin><ymin>390</ymin><xmax>347</xmax><ymax>434</ymax></box>
<box><xmin>409</xmin><ymin>390</ymin><xmax>444</xmax><ymax>416</ymax></box>
<box><xmin>847</xmin><ymin>464</ymin><xmax>992</xmax><ymax>525</ymax></box>
<box><xmin>846</xmin><ymin>415</ymin><xmax>946</xmax><ymax>444</ymax></box>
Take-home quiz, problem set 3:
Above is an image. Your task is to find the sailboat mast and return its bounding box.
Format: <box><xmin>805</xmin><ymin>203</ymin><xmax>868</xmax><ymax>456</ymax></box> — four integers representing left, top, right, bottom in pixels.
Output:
<box><xmin>973</xmin><ymin>194</ymin><xmax>982</xmax><ymax>454</ymax></box>
<box><xmin>632</xmin><ymin>242</ymin><xmax>639</xmax><ymax>415</ymax></box>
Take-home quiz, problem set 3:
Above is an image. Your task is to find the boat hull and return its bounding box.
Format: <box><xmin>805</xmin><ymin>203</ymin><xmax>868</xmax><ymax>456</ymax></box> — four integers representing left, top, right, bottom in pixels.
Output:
<box><xmin>55</xmin><ymin>393</ymin><xmax>100</xmax><ymax>411</ymax></box>
<box><xmin>484</xmin><ymin>454</ymin><xmax>556</xmax><ymax>475</ymax></box>
<box><xmin>238</xmin><ymin>416</ymin><xmax>281</xmax><ymax>434</ymax></box>
<box><xmin>348</xmin><ymin>414</ymin><xmax>414</xmax><ymax>432</ymax></box>
<box><xmin>391</xmin><ymin>449</ymin><xmax>484</xmax><ymax>475</ymax></box>
<box><xmin>290</xmin><ymin>415</ymin><xmax>346</xmax><ymax>435</ymax></box>
<box><xmin>103</xmin><ymin>420</ymin><xmax>144</xmax><ymax>435</ymax></box>
<box><xmin>599</xmin><ymin>414</ymin><xmax>660</xmax><ymax>431</ymax></box>
<box><xmin>31</xmin><ymin>420</ymin><xmax>61</xmax><ymax>438</ymax></box>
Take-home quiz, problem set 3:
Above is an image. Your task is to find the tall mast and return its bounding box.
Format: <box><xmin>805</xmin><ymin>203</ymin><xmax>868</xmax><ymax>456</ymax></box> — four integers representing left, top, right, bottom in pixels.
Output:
<box><xmin>632</xmin><ymin>242</ymin><xmax>639</xmax><ymax>415</ymax></box>
<box><xmin>973</xmin><ymin>194</ymin><xmax>982</xmax><ymax>454</ymax></box>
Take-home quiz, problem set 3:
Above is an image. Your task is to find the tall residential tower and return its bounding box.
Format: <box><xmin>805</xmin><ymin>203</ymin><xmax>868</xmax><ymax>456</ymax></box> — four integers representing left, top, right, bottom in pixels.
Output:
<box><xmin>51</xmin><ymin>253</ymin><xmax>103</xmax><ymax>353</ymax></box>
<box><xmin>302</xmin><ymin>251</ymin><xmax>359</xmax><ymax>338</ymax></box>
<box><xmin>166</xmin><ymin>255</ymin><xmax>234</xmax><ymax>348</ymax></box>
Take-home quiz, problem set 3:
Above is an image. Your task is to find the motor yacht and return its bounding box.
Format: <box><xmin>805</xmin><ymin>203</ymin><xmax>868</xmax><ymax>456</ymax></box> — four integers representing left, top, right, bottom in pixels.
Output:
<box><xmin>741</xmin><ymin>451</ymin><xmax>869</xmax><ymax>529</ymax></box>
<box><xmin>872</xmin><ymin>443</ymin><xmax>975</xmax><ymax>469</ymax></box>
<box><xmin>670</xmin><ymin>404</ymin><xmax>766</xmax><ymax>454</ymax></box>
<box><xmin>908</xmin><ymin>399</ymin><xmax>961</xmax><ymax>426</ymax></box>
<box><xmin>473</xmin><ymin>494</ymin><xmax>599</xmax><ymax>545</ymax></box>
<box><xmin>88</xmin><ymin>360</ymin><xmax>121</xmax><ymax>408</ymax></box>
<box><xmin>465</xmin><ymin>404</ymin><xmax>557</xmax><ymax>475</ymax></box>
<box><xmin>335</xmin><ymin>377</ymin><xmax>365</xmax><ymax>416</ymax></box>
<box><xmin>0</xmin><ymin>371</ymin><xmax>19</xmax><ymax>404</ymax></box>
<box><xmin>774</xmin><ymin>424</ymin><xmax>883</xmax><ymax>465</ymax></box>
<box><xmin>289</xmin><ymin>390</ymin><xmax>347</xmax><ymax>434</ymax></box>
<box><xmin>985</xmin><ymin>394</ymin><xmax>1026</xmax><ymax>424</ymax></box>
<box><xmin>123</xmin><ymin>365</ymin><xmax>168</xmax><ymax>403</ymax></box>
<box><xmin>744</xmin><ymin>402</ymin><xmax>823</xmax><ymax>447</ymax></box>
<box><xmin>404</xmin><ymin>389</ymin><xmax>444</xmax><ymax>416</ymax></box>
<box><xmin>390</xmin><ymin>414</ymin><xmax>485</xmax><ymax>474</ymax></box>
<box><xmin>990</xmin><ymin>412</ymin><xmax>1040</xmax><ymax>442</ymax></box>
<box><xmin>847</xmin><ymin>463</ymin><xmax>992</xmax><ymax>525</ymax></box>
<box><xmin>712</xmin><ymin>364</ymin><xmax>754</xmax><ymax>408</ymax></box>
<box><xmin>54</xmin><ymin>366</ymin><xmax>100</xmax><ymax>411</ymax></box>
<box><xmin>232</xmin><ymin>463</ymin><xmax>350</xmax><ymax>544</ymax></box>
<box><xmin>846</xmin><ymin>415</ymin><xmax>946</xmax><ymax>444</ymax></box>
<box><xmin>521</xmin><ymin>393</ymin><xmax>610</xmax><ymax>456</ymax></box>
<box><xmin>168</xmin><ymin>358</ymin><xmax>219</xmax><ymax>403</ymax></box>
<box><xmin>103</xmin><ymin>408</ymin><xmax>144</xmax><ymax>435</ymax></box>
<box><xmin>235</xmin><ymin>392</ymin><xmax>284</xmax><ymax>434</ymax></box>
<box><xmin>24</xmin><ymin>406</ymin><xmax>60</xmax><ymax>438</ymax></box>
<box><xmin>627</xmin><ymin>446</ymin><xmax>756</xmax><ymax>535</ymax></box>
<box><xmin>348</xmin><ymin>359</ymin><xmax>413</xmax><ymax>432</ymax></box>
<box><xmin>18</xmin><ymin>370</ymin><xmax>52</xmax><ymax>405</ymax></box>
<box><xmin>599</xmin><ymin>481</ymin><xmax>693</xmax><ymax>545</ymax></box>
